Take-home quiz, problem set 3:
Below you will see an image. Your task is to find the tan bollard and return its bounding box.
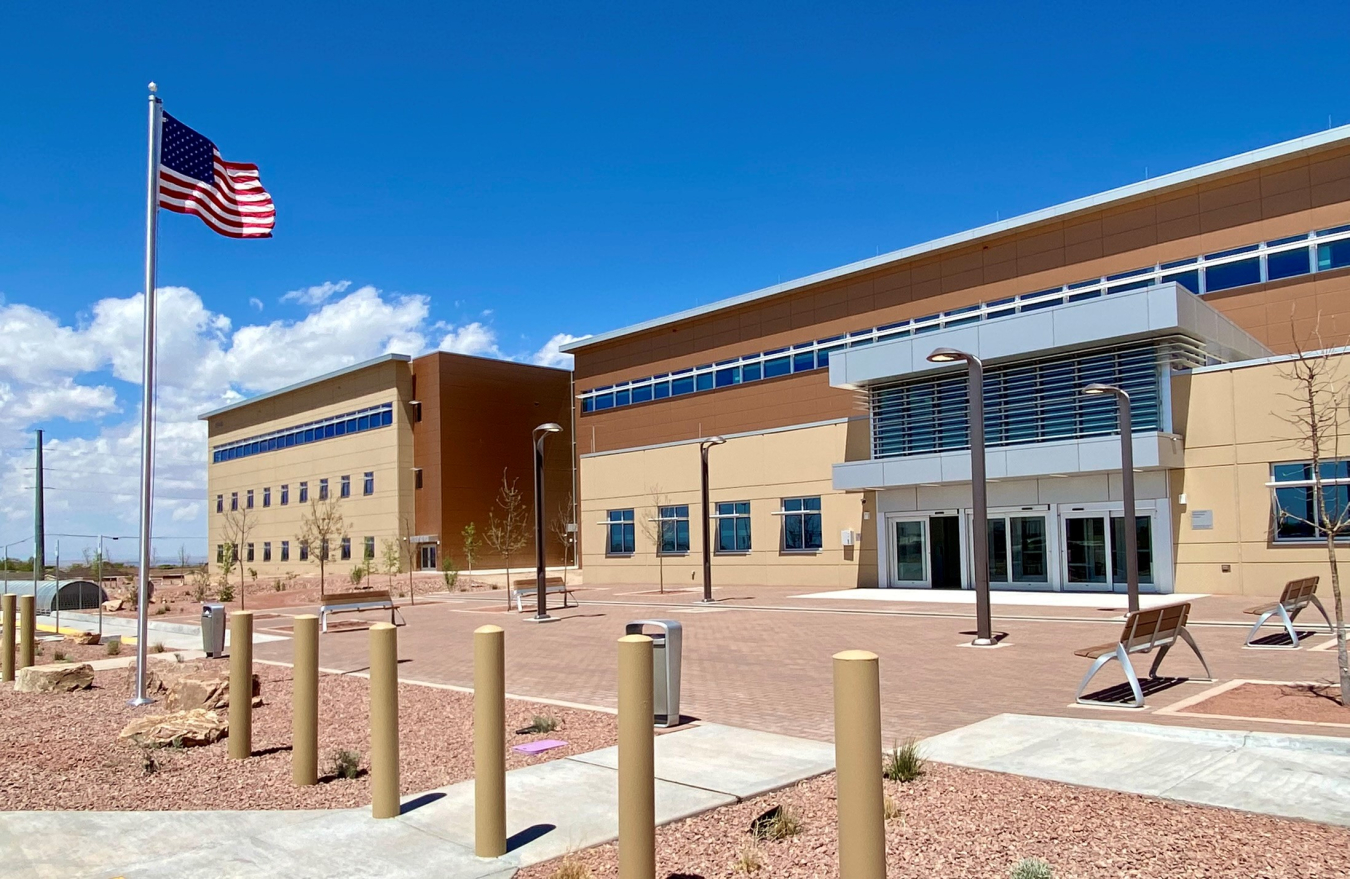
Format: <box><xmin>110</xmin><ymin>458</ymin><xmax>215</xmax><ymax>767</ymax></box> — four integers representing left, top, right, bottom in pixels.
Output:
<box><xmin>2</xmin><ymin>593</ymin><xmax>14</xmax><ymax>683</ymax></box>
<box><xmin>834</xmin><ymin>650</ymin><xmax>886</xmax><ymax>879</ymax></box>
<box><xmin>618</xmin><ymin>633</ymin><xmax>655</xmax><ymax>879</ymax></box>
<box><xmin>292</xmin><ymin>614</ymin><xmax>319</xmax><ymax>786</ymax></box>
<box><xmin>18</xmin><ymin>594</ymin><xmax>34</xmax><ymax>670</ymax></box>
<box><xmin>229</xmin><ymin>611</ymin><xmax>254</xmax><ymax>760</ymax></box>
<box><xmin>474</xmin><ymin>625</ymin><xmax>507</xmax><ymax>856</ymax></box>
<box><xmin>370</xmin><ymin>622</ymin><xmax>400</xmax><ymax>819</ymax></box>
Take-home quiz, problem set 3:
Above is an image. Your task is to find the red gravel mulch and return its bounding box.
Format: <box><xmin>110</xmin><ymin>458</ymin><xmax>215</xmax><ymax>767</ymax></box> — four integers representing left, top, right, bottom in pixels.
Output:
<box><xmin>518</xmin><ymin>765</ymin><xmax>1350</xmax><ymax>879</ymax></box>
<box><xmin>1187</xmin><ymin>682</ymin><xmax>1350</xmax><ymax>725</ymax></box>
<box><xmin>0</xmin><ymin>660</ymin><xmax>615</xmax><ymax>811</ymax></box>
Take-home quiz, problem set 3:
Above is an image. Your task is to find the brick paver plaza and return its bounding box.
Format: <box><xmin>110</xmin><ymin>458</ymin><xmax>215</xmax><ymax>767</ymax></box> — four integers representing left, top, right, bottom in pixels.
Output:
<box><xmin>252</xmin><ymin>584</ymin><xmax>1347</xmax><ymax>745</ymax></box>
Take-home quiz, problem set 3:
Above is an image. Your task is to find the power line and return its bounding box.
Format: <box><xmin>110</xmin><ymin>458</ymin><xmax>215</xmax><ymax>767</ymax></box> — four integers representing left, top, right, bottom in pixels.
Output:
<box><xmin>19</xmin><ymin>485</ymin><xmax>205</xmax><ymax>502</ymax></box>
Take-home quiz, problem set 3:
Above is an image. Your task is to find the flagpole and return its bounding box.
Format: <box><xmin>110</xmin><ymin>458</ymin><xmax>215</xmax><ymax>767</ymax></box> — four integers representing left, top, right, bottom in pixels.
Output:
<box><xmin>130</xmin><ymin>83</ymin><xmax>162</xmax><ymax>707</ymax></box>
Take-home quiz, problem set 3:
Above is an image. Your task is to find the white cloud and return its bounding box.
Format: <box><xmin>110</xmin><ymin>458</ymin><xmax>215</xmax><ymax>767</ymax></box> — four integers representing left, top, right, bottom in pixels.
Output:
<box><xmin>531</xmin><ymin>333</ymin><xmax>588</xmax><ymax>369</ymax></box>
<box><xmin>281</xmin><ymin>279</ymin><xmax>351</xmax><ymax>306</ymax></box>
<box><xmin>0</xmin><ymin>281</ymin><xmax>583</xmax><ymax>561</ymax></box>
<box><xmin>249</xmin><ymin>297</ymin><xmax>264</xmax><ymax>311</ymax></box>
<box><xmin>438</xmin><ymin>322</ymin><xmax>502</xmax><ymax>358</ymax></box>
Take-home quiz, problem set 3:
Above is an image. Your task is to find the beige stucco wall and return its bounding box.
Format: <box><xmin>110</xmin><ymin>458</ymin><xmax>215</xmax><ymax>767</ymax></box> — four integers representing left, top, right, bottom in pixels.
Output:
<box><xmin>1173</xmin><ymin>353</ymin><xmax>1350</xmax><ymax>596</ymax></box>
<box><xmin>204</xmin><ymin>360</ymin><xmax>415</xmax><ymax>584</ymax></box>
<box><xmin>579</xmin><ymin>419</ymin><xmax>877</xmax><ymax>589</ymax></box>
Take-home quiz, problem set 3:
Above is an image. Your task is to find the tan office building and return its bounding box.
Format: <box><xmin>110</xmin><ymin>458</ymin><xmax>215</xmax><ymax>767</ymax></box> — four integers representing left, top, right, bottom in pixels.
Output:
<box><xmin>202</xmin><ymin>352</ymin><xmax>573</xmax><ymax>580</ymax></box>
<box><xmin>566</xmin><ymin>126</ymin><xmax>1350</xmax><ymax>597</ymax></box>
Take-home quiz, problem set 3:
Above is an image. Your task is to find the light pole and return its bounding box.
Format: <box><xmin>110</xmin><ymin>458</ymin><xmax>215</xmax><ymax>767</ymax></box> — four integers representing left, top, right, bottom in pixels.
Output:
<box><xmin>1083</xmin><ymin>383</ymin><xmax>1140</xmax><ymax>615</ymax></box>
<box><xmin>97</xmin><ymin>535</ymin><xmax>120</xmax><ymax>640</ymax></box>
<box><xmin>698</xmin><ymin>437</ymin><xmax>726</xmax><ymax>604</ymax></box>
<box><xmin>927</xmin><ymin>347</ymin><xmax>994</xmax><ymax>646</ymax></box>
<box><xmin>530</xmin><ymin>422</ymin><xmax>563</xmax><ymax>623</ymax></box>
<box><xmin>2</xmin><ymin>539</ymin><xmax>27</xmax><ymax>595</ymax></box>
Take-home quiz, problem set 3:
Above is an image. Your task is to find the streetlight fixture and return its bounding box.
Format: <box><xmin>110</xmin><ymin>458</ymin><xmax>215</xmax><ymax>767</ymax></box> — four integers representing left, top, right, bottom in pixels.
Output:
<box><xmin>1083</xmin><ymin>383</ymin><xmax>1140</xmax><ymax>614</ymax></box>
<box><xmin>927</xmin><ymin>347</ymin><xmax>994</xmax><ymax>646</ymax></box>
<box><xmin>529</xmin><ymin>422</ymin><xmax>563</xmax><ymax>623</ymax></box>
<box><xmin>699</xmin><ymin>436</ymin><xmax>726</xmax><ymax>604</ymax></box>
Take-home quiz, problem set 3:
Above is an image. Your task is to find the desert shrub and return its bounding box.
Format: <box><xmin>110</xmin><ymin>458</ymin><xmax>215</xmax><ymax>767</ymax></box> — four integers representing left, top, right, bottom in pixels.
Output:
<box><xmin>248</xmin><ymin>567</ymin><xmax>258</xmax><ymax>583</ymax></box>
<box><xmin>733</xmin><ymin>839</ymin><xmax>763</xmax><ymax>874</ymax></box>
<box><xmin>883</xmin><ymin>795</ymin><xmax>902</xmax><ymax>821</ymax></box>
<box><xmin>155</xmin><ymin>603</ymin><xmax>169</xmax><ymax>615</ymax></box>
<box><xmin>526</xmin><ymin>714</ymin><xmax>559</xmax><ymax>734</ymax></box>
<box><xmin>140</xmin><ymin>748</ymin><xmax>159</xmax><ymax>776</ymax></box>
<box><xmin>52</xmin><ymin>649</ymin><xmax>68</xmax><ymax>662</ymax></box>
<box><xmin>105</xmin><ymin>639</ymin><xmax>122</xmax><ymax>656</ymax></box>
<box><xmin>218</xmin><ymin>582</ymin><xmax>235</xmax><ymax>603</ymax></box>
<box><xmin>151</xmin><ymin>642</ymin><xmax>167</xmax><ymax>654</ymax></box>
<box><xmin>329</xmin><ymin>749</ymin><xmax>362</xmax><ymax>780</ymax></box>
<box><xmin>349</xmin><ymin>565</ymin><xmax>366</xmax><ymax>586</ymax></box>
<box><xmin>189</xmin><ymin>573</ymin><xmax>210</xmax><ymax>602</ymax></box>
<box><xmin>883</xmin><ymin>737</ymin><xmax>925</xmax><ymax>783</ymax></box>
<box><xmin>550</xmin><ymin>856</ymin><xmax>593</xmax><ymax>879</ymax></box>
<box><xmin>750</xmin><ymin>805</ymin><xmax>802</xmax><ymax>841</ymax></box>
<box><xmin>273</xmin><ymin>579</ymin><xmax>284</xmax><ymax>592</ymax></box>
<box><xmin>441</xmin><ymin>558</ymin><xmax>459</xmax><ymax>590</ymax></box>
<box><xmin>1010</xmin><ymin>858</ymin><xmax>1054</xmax><ymax>879</ymax></box>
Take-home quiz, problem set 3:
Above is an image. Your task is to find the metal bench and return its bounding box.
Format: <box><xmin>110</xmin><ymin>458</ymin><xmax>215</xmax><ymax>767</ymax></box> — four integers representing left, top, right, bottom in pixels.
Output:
<box><xmin>510</xmin><ymin>581</ymin><xmax>577</xmax><ymax>613</ymax></box>
<box><xmin>319</xmin><ymin>589</ymin><xmax>405</xmax><ymax>633</ymax></box>
<box><xmin>1074</xmin><ymin>602</ymin><xmax>1212</xmax><ymax>708</ymax></box>
<box><xmin>1244</xmin><ymin>576</ymin><xmax>1333</xmax><ymax>648</ymax></box>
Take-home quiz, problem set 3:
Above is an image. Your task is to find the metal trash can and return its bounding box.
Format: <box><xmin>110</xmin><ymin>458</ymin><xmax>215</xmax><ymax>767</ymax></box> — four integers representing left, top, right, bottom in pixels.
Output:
<box><xmin>201</xmin><ymin>603</ymin><xmax>226</xmax><ymax>657</ymax></box>
<box><xmin>624</xmin><ymin>619</ymin><xmax>683</xmax><ymax>727</ymax></box>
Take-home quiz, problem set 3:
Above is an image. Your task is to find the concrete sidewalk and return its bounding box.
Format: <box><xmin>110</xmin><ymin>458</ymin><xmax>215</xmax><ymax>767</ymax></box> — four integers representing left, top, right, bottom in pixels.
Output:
<box><xmin>36</xmin><ymin>611</ymin><xmax>285</xmax><ymax>652</ymax></box>
<box><xmin>0</xmin><ymin>722</ymin><xmax>834</xmax><ymax>879</ymax></box>
<box><xmin>921</xmin><ymin>713</ymin><xmax>1350</xmax><ymax>827</ymax></box>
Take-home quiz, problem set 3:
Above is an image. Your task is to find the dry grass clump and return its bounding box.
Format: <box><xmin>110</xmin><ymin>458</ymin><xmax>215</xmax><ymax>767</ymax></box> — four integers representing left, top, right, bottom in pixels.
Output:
<box><xmin>733</xmin><ymin>839</ymin><xmax>763</xmax><ymax>874</ymax></box>
<box><xmin>549</xmin><ymin>855</ymin><xmax>593</xmax><ymax>879</ymax></box>
<box><xmin>883</xmin><ymin>737</ymin><xmax>925</xmax><ymax>782</ymax></box>
<box><xmin>1010</xmin><ymin>857</ymin><xmax>1054</xmax><ymax>879</ymax></box>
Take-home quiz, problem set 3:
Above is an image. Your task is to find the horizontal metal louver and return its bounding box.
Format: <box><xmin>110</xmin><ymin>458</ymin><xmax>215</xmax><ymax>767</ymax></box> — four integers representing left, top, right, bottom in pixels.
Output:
<box><xmin>869</xmin><ymin>340</ymin><xmax>1199</xmax><ymax>459</ymax></box>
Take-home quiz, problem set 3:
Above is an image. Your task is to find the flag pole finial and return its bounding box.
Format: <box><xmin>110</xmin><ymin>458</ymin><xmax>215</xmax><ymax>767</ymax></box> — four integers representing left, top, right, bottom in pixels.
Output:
<box><xmin>147</xmin><ymin>82</ymin><xmax>157</xmax><ymax>94</ymax></box>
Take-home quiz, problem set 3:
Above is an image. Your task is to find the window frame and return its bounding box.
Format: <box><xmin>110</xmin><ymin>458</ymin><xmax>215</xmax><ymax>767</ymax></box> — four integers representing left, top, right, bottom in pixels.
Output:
<box><xmin>657</xmin><ymin>505</ymin><xmax>691</xmax><ymax>555</ymax></box>
<box><xmin>263</xmin><ymin>486</ymin><xmax>271</xmax><ymax>508</ymax></box>
<box><xmin>605</xmin><ymin>509</ymin><xmax>636</xmax><ymax>556</ymax></box>
<box><xmin>779</xmin><ymin>496</ymin><xmax>823</xmax><ymax>552</ymax></box>
<box><xmin>1270</xmin><ymin>459</ymin><xmax>1350</xmax><ymax>543</ymax></box>
<box><xmin>280</xmin><ymin>484</ymin><xmax>289</xmax><ymax>505</ymax></box>
<box><xmin>280</xmin><ymin>540</ymin><xmax>290</xmax><ymax>562</ymax></box>
<box><xmin>299</xmin><ymin>481</ymin><xmax>309</xmax><ymax>503</ymax></box>
<box><xmin>340</xmin><ymin>475</ymin><xmax>351</xmax><ymax>499</ymax></box>
<box><xmin>363</xmin><ymin>471</ymin><xmax>375</xmax><ymax>496</ymax></box>
<box><xmin>319</xmin><ymin>478</ymin><xmax>329</xmax><ymax>501</ymax></box>
<box><xmin>714</xmin><ymin>501</ymin><xmax>752</xmax><ymax>553</ymax></box>
<box><xmin>262</xmin><ymin>542</ymin><xmax>272</xmax><ymax>562</ymax></box>
<box><xmin>340</xmin><ymin>537</ymin><xmax>351</xmax><ymax>561</ymax></box>
<box><xmin>364</xmin><ymin>536</ymin><xmax>375</xmax><ymax>560</ymax></box>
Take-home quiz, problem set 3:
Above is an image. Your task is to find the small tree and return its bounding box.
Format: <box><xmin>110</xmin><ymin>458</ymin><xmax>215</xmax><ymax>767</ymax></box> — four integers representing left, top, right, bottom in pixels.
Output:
<box><xmin>462</xmin><ymin>522</ymin><xmax>479</xmax><ymax>578</ymax></box>
<box><xmin>399</xmin><ymin>514</ymin><xmax>417</xmax><ymax>603</ymax></box>
<box><xmin>637</xmin><ymin>484</ymin><xmax>673</xmax><ymax>594</ymax></box>
<box><xmin>177</xmin><ymin>544</ymin><xmax>191</xmax><ymax>569</ymax></box>
<box><xmin>484</xmin><ymin>470</ymin><xmax>529</xmax><ymax>608</ymax></box>
<box><xmin>219</xmin><ymin>543</ymin><xmax>237</xmax><ymax>596</ymax></box>
<box><xmin>1276</xmin><ymin>326</ymin><xmax>1350</xmax><ymax>706</ymax></box>
<box><xmin>296</xmin><ymin>497</ymin><xmax>346</xmax><ymax>598</ymax></box>
<box><xmin>220</xmin><ymin>507</ymin><xmax>255</xmax><ymax>609</ymax></box>
<box><xmin>380</xmin><ymin>538</ymin><xmax>401</xmax><ymax>592</ymax></box>
<box><xmin>549</xmin><ymin>492</ymin><xmax>576</xmax><ymax>588</ymax></box>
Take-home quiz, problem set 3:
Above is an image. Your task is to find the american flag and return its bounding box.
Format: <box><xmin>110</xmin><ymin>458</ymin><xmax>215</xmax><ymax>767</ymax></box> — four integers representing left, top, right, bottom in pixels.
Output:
<box><xmin>158</xmin><ymin>112</ymin><xmax>275</xmax><ymax>238</ymax></box>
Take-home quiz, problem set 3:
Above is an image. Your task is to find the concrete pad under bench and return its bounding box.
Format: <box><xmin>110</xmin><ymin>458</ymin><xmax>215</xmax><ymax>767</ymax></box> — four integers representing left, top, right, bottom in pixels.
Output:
<box><xmin>922</xmin><ymin>713</ymin><xmax>1350</xmax><ymax>827</ymax></box>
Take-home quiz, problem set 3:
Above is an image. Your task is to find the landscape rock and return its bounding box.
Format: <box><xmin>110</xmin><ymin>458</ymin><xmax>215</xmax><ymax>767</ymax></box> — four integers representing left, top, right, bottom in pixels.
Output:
<box><xmin>101</xmin><ymin>599</ymin><xmax>124</xmax><ymax>612</ymax></box>
<box><xmin>68</xmin><ymin>631</ymin><xmax>101</xmax><ymax>646</ymax></box>
<box><xmin>16</xmin><ymin>662</ymin><xmax>94</xmax><ymax>693</ymax></box>
<box><xmin>167</xmin><ymin>671</ymin><xmax>261</xmax><ymax>711</ymax></box>
<box><xmin>118</xmin><ymin>709</ymin><xmax>227</xmax><ymax>748</ymax></box>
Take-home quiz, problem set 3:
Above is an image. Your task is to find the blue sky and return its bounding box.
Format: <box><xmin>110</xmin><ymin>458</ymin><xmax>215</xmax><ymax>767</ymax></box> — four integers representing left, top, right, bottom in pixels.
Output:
<box><xmin>2</xmin><ymin>1</ymin><xmax>1349</xmax><ymax>560</ymax></box>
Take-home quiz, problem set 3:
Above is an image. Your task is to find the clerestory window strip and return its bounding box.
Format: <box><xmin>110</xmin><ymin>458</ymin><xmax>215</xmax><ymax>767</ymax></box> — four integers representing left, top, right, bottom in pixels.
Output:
<box><xmin>578</xmin><ymin>224</ymin><xmax>1350</xmax><ymax>413</ymax></box>
<box><xmin>211</xmin><ymin>402</ymin><xmax>394</xmax><ymax>464</ymax></box>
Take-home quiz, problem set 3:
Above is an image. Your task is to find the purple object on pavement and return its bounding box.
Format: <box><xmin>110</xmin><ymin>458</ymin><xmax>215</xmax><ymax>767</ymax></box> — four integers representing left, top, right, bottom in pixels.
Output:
<box><xmin>513</xmin><ymin>739</ymin><xmax>567</xmax><ymax>755</ymax></box>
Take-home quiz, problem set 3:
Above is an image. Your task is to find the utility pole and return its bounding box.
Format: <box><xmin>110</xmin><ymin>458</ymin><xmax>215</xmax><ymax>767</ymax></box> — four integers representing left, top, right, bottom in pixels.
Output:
<box><xmin>33</xmin><ymin>429</ymin><xmax>44</xmax><ymax>599</ymax></box>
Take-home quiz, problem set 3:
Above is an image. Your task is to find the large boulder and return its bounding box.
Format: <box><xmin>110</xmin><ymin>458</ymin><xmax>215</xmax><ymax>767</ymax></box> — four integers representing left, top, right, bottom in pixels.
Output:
<box><xmin>118</xmin><ymin>709</ymin><xmax>227</xmax><ymax>748</ymax></box>
<box><xmin>101</xmin><ymin>599</ymin><xmax>124</xmax><ymax>612</ymax></box>
<box><xmin>167</xmin><ymin>671</ymin><xmax>261</xmax><ymax>711</ymax></box>
<box><xmin>15</xmin><ymin>662</ymin><xmax>94</xmax><ymax>693</ymax></box>
<box><xmin>68</xmin><ymin>631</ymin><xmax>101</xmax><ymax>646</ymax></box>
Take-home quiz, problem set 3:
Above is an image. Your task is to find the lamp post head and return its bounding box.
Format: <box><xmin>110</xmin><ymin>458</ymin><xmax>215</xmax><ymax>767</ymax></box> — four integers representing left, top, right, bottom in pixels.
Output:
<box><xmin>926</xmin><ymin>347</ymin><xmax>968</xmax><ymax>364</ymax></box>
<box><xmin>534</xmin><ymin>422</ymin><xmax>563</xmax><ymax>434</ymax></box>
<box><xmin>1082</xmin><ymin>382</ymin><xmax>1126</xmax><ymax>399</ymax></box>
<box><xmin>701</xmin><ymin>436</ymin><xmax>726</xmax><ymax>448</ymax></box>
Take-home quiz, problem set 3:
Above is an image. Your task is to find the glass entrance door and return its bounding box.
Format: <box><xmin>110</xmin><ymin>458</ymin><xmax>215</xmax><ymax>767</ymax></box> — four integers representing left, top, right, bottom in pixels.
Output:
<box><xmin>928</xmin><ymin>515</ymin><xmax>962</xmax><ymax>589</ymax></box>
<box><xmin>983</xmin><ymin>514</ymin><xmax>1050</xmax><ymax>587</ymax></box>
<box><xmin>1064</xmin><ymin>516</ymin><xmax>1110</xmax><ymax>590</ymax></box>
<box><xmin>890</xmin><ymin>519</ymin><xmax>926</xmax><ymax>585</ymax></box>
<box><xmin>1063</xmin><ymin>514</ymin><xmax>1153</xmax><ymax>592</ymax></box>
